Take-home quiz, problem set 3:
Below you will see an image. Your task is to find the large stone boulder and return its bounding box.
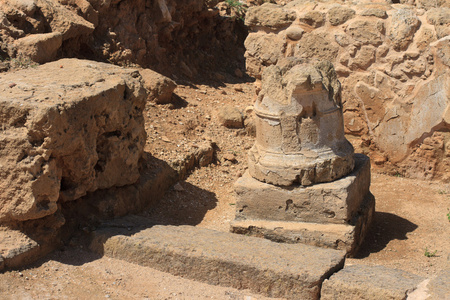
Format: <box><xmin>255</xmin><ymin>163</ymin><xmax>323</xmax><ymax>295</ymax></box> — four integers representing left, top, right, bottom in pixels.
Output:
<box><xmin>0</xmin><ymin>59</ymin><xmax>147</xmax><ymax>224</ymax></box>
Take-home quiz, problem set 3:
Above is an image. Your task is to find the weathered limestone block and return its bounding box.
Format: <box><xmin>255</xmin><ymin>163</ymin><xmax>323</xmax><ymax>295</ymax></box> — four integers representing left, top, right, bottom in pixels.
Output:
<box><xmin>13</xmin><ymin>32</ymin><xmax>62</xmax><ymax>63</ymax></box>
<box><xmin>237</xmin><ymin>154</ymin><xmax>370</xmax><ymax>225</ymax></box>
<box><xmin>217</xmin><ymin>105</ymin><xmax>243</xmax><ymax>128</ymax></box>
<box><xmin>232</xmin><ymin>154</ymin><xmax>374</xmax><ymax>255</ymax></box>
<box><xmin>91</xmin><ymin>216</ymin><xmax>346</xmax><ymax>300</ymax></box>
<box><xmin>139</xmin><ymin>68</ymin><xmax>176</xmax><ymax>104</ymax></box>
<box><xmin>295</xmin><ymin>32</ymin><xmax>339</xmax><ymax>61</ymax></box>
<box><xmin>248</xmin><ymin>59</ymin><xmax>354</xmax><ymax>186</ymax></box>
<box><xmin>426</xmin><ymin>8</ymin><xmax>450</xmax><ymax>39</ymax></box>
<box><xmin>35</xmin><ymin>0</ymin><xmax>95</xmax><ymax>41</ymax></box>
<box><xmin>299</xmin><ymin>11</ymin><xmax>324</xmax><ymax>28</ymax></box>
<box><xmin>321</xmin><ymin>265</ymin><xmax>425</xmax><ymax>300</ymax></box>
<box><xmin>244</xmin><ymin>32</ymin><xmax>286</xmax><ymax>78</ymax></box>
<box><xmin>0</xmin><ymin>58</ymin><xmax>146</xmax><ymax>223</ymax></box>
<box><xmin>327</xmin><ymin>5</ymin><xmax>355</xmax><ymax>26</ymax></box>
<box><xmin>388</xmin><ymin>9</ymin><xmax>420</xmax><ymax>51</ymax></box>
<box><xmin>346</xmin><ymin>20</ymin><xmax>383</xmax><ymax>46</ymax></box>
<box><xmin>245</xmin><ymin>3</ymin><xmax>296</xmax><ymax>30</ymax></box>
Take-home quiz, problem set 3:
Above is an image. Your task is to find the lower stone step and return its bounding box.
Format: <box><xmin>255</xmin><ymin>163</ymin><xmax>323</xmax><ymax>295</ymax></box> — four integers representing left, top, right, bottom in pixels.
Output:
<box><xmin>90</xmin><ymin>216</ymin><xmax>346</xmax><ymax>300</ymax></box>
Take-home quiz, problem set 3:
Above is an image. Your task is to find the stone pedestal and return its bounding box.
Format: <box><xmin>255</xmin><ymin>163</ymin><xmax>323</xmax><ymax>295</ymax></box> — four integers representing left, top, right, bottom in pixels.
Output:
<box><xmin>231</xmin><ymin>154</ymin><xmax>374</xmax><ymax>256</ymax></box>
<box><xmin>231</xmin><ymin>59</ymin><xmax>374</xmax><ymax>256</ymax></box>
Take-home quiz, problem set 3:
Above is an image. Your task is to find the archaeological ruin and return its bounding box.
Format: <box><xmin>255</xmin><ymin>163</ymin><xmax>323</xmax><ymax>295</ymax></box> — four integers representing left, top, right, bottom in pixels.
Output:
<box><xmin>0</xmin><ymin>0</ymin><xmax>449</xmax><ymax>299</ymax></box>
<box><xmin>231</xmin><ymin>59</ymin><xmax>374</xmax><ymax>256</ymax></box>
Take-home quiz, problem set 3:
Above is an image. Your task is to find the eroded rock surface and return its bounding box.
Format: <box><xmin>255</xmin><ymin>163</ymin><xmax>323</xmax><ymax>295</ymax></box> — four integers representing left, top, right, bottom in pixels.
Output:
<box><xmin>248</xmin><ymin>59</ymin><xmax>354</xmax><ymax>186</ymax></box>
<box><xmin>0</xmin><ymin>59</ymin><xmax>146</xmax><ymax>224</ymax></box>
<box><xmin>244</xmin><ymin>1</ymin><xmax>450</xmax><ymax>181</ymax></box>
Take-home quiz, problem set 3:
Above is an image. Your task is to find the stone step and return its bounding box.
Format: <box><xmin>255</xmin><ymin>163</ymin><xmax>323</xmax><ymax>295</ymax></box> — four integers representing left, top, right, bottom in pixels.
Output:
<box><xmin>321</xmin><ymin>264</ymin><xmax>425</xmax><ymax>300</ymax></box>
<box><xmin>90</xmin><ymin>215</ymin><xmax>346</xmax><ymax>300</ymax></box>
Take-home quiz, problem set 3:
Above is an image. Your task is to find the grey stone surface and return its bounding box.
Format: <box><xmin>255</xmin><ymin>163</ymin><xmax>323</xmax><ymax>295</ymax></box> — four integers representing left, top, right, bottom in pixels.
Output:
<box><xmin>236</xmin><ymin>154</ymin><xmax>370</xmax><ymax>225</ymax></box>
<box><xmin>321</xmin><ymin>264</ymin><xmax>424</xmax><ymax>300</ymax></box>
<box><xmin>90</xmin><ymin>217</ymin><xmax>346</xmax><ymax>300</ymax></box>
<box><xmin>426</xmin><ymin>269</ymin><xmax>450</xmax><ymax>300</ymax></box>
<box><xmin>231</xmin><ymin>192</ymin><xmax>374</xmax><ymax>256</ymax></box>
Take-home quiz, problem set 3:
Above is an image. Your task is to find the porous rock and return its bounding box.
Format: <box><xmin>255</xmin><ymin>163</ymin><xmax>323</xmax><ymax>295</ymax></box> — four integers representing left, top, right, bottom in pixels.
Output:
<box><xmin>14</xmin><ymin>32</ymin><xmax>62</xmax><ymax>64</ymax></box>
<box><xmin>218</xmin><ymin>105</ymin><xmax>243</xmax><ymax>128</ymax></box>
<box><xmin>139</xmin><ymin>68</ymin><xmax>176</xmax><ymax>104</ymax></box>
<box><xmin>321</xmin><ymin>264</ymin><xmax>425</xmax><ymax>300</ymax></box>
<box><xmin>389</xmin><ymin>9</ymin><xmax>420</xmax><ymax>51</ymax></box>
<box><xmin>245</xmin><ymin>3</ymin><xmax>297</xmax><ymax>30</ymax></box>
<box><xmin>327</xmin><ymin>5</ymin><xmax>355</xmax><ymax>26</ymax></box>
<box><xmin>0</xmin><ymin>58</ymin><xmax>146</xmax><ymax>223</ymax></box>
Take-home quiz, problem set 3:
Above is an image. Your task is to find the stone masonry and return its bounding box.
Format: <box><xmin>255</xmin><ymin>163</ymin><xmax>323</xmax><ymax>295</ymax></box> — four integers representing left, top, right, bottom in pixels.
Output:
<box><xmin>231</xmin><ymin>59</ymin><xmax>374</xmax><ymax>256</ymax></box>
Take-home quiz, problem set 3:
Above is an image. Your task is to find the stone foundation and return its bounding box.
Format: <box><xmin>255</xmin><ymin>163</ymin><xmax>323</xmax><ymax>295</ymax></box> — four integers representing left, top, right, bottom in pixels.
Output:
<box><xmin>232</xmin><ymin>154</ymin><xmax>374</xmax><ymax>256</ymax></box>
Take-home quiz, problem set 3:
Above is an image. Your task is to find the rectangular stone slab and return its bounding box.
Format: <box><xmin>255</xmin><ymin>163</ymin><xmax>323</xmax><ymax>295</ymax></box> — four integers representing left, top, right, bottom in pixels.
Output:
<box><xmin>321</xmin><ymin>264</ymin><xmax>425</xmax><ymax>300</ymax></box>
<box><xmin>234</xmin><ymin>154</ymin><xmax>370</xmax><ymax>224</ymax></box>
<box><xmin>231</xmin><ymin>192</ymin><xmax>374</xmax><ymax>256</ymax></box>
<box><xmin>90</xmin><ymin>218</ymin><xmax>345</xmax><ymax>300</ymax></box>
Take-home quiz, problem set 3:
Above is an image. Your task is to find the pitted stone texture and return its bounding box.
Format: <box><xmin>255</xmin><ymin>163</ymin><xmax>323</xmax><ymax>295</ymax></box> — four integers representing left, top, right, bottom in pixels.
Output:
<box><xmin>237</xmin><ymin>154</ymin><xmax>369</xmax><ymax>224</ymax></box>
<box><xmin>321</xmin><ymin>264</ymin><xmax>425</xmax><ymax>300</ymax></box>
<box><xmin>139</xmin><ymin>68</ymin><xmax>176</xmax><ymax>104</ymax></box>
<box><xmin>425</xmin><ymin>269</ymin><xmax>450</xmax><ymax>300</ymax></box>
<box><xmin>91</xmin><ymin>218</ymin><xmax>345</xmax><ymax>300</ymax></box>
<box><xmin>0</xmin><ymin>59</ymin><xmax>146</xmax><ymax>223</ymax></box>
<box><xmin>388</xmin><ymin>9</ymin><xmax>420</xmax><ymax>51</ymax></box>
<box><xmin>232</xmin><ymin>154</ymin><xmax>374</xmax><ymax>255</ymax></box>
<box><xmin>245</xmin><ymin>3</ymin><xmax>297</xmax><ymax>30</ymax></box>
<box><xmin>248</xmin><ymin>59</ymin><xmax>354</xmax><ymax>186</ymax></box>
<box><xmin>231</xmin><ymin>191</ymin><xmax>374</xmax><ymax>256</ymax></box>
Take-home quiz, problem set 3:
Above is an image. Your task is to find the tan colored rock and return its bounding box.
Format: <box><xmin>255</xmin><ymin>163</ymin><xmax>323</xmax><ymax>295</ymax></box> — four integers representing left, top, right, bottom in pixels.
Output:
<box><xmin>389</xmin><ymin>9</ymin><xmax>420</xmax><ymax>51</ymax></box>
<box><xmin>248</xmin><ymin>59</ymin><xmax>354</xmax><ymax>186</ymax></box>
<box><xmin>14</xmin><ymin>32</ymin><xmax>62</xmax><ymax>63</ymax></box>
<box><xmin>349</xmin><ymin>45</ymin><xmax>376</xmax><ymax>70</ymax></box>
<box><xmin>245</xmin><ymin>3</ymin><xmax>296</xmax><ymax>30</ymax></box>
<box><xmin>426</xmin><ymin>8</ymin><xmax>450</xmax><ymax>39</ymax></box>
<box><xmin>299</xmin><ymin>10</ymin><xmax>325</xmax><ymax>28</ymax></box>
<box><xmin>244</xmin><ymin>32</ymin><xmax>286</xmax><ymax>78</ymax></box>
<box><xmin>359</xmin><ymin>7</ymin><xmax>388</xmax><ymax>19</ymax></box>
<box><xmin>327</xmin><ymin>5</ymin><xmax>355</xmax><ymax>26</ymax></box>
<box><xmin>0</xmin><ymin>58</ymin><xmax>146</xmax><ymax>223</ymax></box>
<box><xmin>218</xmin><ymin>105</ymin><xmax>243</xmax><ymax>129</ymax></box>
<box><xmin>346</xmin><ymin>19</ymin><xmax>383</xmax><ymax>45</ymax></box>
<box><xmin>35</xmin><ymin>0</ymin><xmax>95</xmax><ymax>40</ymax></box>
<box><xmin>285</xmin><ymin>25</ymin><xmax>304</xmax><ymax>41</ymax></box>
<box><xmin>7</xmin><ymin>0</ymin><xmax>37</xmax><ymax>16</ymax></box>
<box><xmin>139</xmin><ymin>68</ymin><xmax>176</xmax><ymax>104</ymax></box>
<box><xmin>295</xmin><ymin>32</ymin><xmax>339</xmax><ymax>61</ymax></box>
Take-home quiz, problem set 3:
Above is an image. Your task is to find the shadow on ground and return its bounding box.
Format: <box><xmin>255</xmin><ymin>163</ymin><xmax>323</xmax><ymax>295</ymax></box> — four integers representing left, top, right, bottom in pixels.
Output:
<box><xmin>355</xmin><ymin>212</ymin><xmax>418</xmax><ymax>258</ymax></box>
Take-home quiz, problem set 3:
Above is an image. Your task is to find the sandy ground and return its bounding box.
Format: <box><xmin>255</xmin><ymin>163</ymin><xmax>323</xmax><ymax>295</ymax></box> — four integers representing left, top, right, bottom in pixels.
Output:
<box><xmin>0</xmin><ymin>80</ymin><xmax>449</xmax><ymax>299</ymax></box>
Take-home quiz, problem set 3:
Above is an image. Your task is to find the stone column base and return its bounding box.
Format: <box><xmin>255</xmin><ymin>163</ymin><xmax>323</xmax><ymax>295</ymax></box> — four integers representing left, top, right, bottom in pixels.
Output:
<box><xmin>231</xmin><ymin>154</ymin><xmax>375</xmax><ymax>257</ymax></box>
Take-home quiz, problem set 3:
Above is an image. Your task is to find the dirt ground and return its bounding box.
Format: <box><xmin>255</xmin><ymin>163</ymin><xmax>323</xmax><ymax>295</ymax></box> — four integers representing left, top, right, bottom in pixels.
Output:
<box><xmin>0</xmin><ymin>79</ymin><xmax>449</xmax><ymax>299</ymax></box>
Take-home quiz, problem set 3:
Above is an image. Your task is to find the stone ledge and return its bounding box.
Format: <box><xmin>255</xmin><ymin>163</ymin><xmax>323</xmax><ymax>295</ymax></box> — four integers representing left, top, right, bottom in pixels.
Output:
<box><xmin>321</xmin><ymin>264</ymin><xmax>425</xmax><ymax>300</ymax></box>
<box><xmin>234</xmin><ymin>154</ymin><xmax>371</xmax><ymax>225</ymax></box>
<box><xmin>231</xmin><ymin>192</ymin><xmax>374</xmax><ymax>256</ymax></box>
<box><xmin>90</xmin><ymin>217</ymin><xmax>346</xmax><ymax>300</ymax></box>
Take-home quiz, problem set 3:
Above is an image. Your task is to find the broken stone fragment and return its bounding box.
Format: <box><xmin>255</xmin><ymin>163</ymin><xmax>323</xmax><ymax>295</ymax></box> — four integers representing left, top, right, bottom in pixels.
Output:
<box><xmin>245</xmin><ymin>3</ymin><xmax>297</xmax><ymax>30</ymax></box>
<box><xmin>389</xmin><ymin>9</ymin><xmax>421</xmax><ymax>51</ymax></box>
<box><xmin>139</xmin><ymin>68</ymin><xmax>177</xmax><ymax>104</ymax></box>
<box><xmin>327</xmin><ymin>5</ymin><xmax>355</xmax><ymax>26</ymax></box>
<box><xmin>248</xmin><ymin>59</ymin><xmax>354</xmax><ymax>186</ymax></box>
<box><xmin>14</xmin><ymin>32</ymin><xmax>62</xmax><ymax>64</ymax></box>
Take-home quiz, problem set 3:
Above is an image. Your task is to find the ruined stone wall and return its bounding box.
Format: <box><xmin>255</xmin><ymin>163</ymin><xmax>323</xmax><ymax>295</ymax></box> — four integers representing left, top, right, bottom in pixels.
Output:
<box><xmin>243</xmin><ymin>1</ymin><xmax>450</xmax><ymax>181</ymax></box>
<box><xmin>0</xmin><ymin>0</ymin><xmax>246</xmax><ymax>78</ymax></box>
